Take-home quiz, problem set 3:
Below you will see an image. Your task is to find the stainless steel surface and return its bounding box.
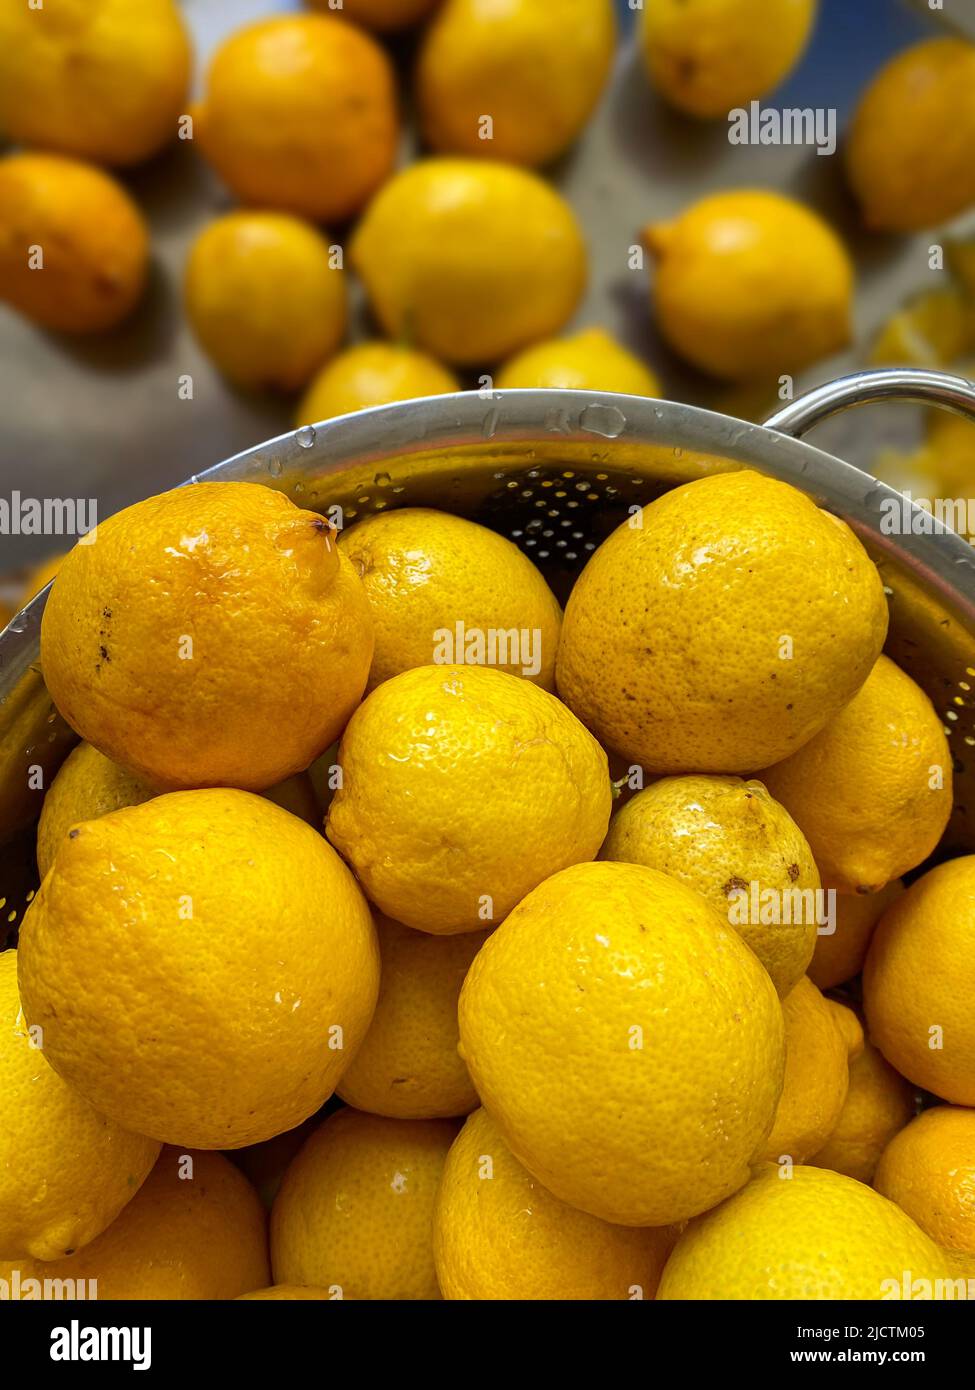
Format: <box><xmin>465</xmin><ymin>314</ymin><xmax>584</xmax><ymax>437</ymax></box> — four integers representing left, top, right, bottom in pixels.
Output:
<box><xmin>4</xmin><ymin>368</ymin><xmax>975</xmax><ymax>945</ymax></box>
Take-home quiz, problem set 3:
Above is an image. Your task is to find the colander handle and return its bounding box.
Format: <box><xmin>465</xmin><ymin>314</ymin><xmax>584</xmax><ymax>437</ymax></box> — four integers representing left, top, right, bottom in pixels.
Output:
<box><xmin>763</xmin><ymin>367</ymin><xmax>975</xmax><ymax>437</ymax></box>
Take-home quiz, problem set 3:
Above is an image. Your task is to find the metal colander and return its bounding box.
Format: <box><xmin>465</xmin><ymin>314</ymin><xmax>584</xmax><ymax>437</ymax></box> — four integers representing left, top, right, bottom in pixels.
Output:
<box><xmin>3</xmin><ymin>365</ymin><xmax>975</xmax><ymax>941</ymax></box>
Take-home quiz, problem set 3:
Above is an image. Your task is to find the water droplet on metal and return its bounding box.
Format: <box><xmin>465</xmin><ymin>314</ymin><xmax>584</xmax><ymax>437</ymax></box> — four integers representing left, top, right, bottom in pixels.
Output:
<box><xmin>481</xmin><ymin>408</ymin><xmax>500</xmax><ymax>440</ymax></box>
<box><xmin>267</xmin><ymin>457</ymin><xmax>283</xmax><ymax>478</ymax></box>
<box><xmin>295</xmin><ymin>426</ymin><xmax>316</xmax><ymax>450</ymax></box>
<box><xmin>580</xmin><ymin>403</ymin><xmax>625</xmax><ymax>439</ymax></box>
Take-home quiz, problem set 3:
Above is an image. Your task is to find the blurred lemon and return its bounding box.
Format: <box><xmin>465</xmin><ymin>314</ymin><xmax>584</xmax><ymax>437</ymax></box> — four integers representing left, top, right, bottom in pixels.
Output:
<box><xmin>811</xmin><ymin>1040</ymin><xmax>916</xmax><ymax>1186</ymax></box>
<box><xmin>185</xmin><ymin>212</ymin><xmax>347</xmax><ymax>392</ymax></box>
<box><xmin>297</xmin><ymin>342</ymin><xmax>458</xmax><ymax>427</ymax></box>
<box><xmin>351</xmin><ymin>159</ymin><xmax>587</xmax><ymax>364</ymax></box>
<box><xmin>644</xmin><ymin>190</ymin><xmax>853</xmax><ymax>379</ymax></box>
<box><xmin>846</xmin><ymin>38</ymin><xmax>975</xmax><ymax>232</ymax></box>
<box><xmin>194</xmin><ymin>14</ymin><xmax>398</xmax><ymax>222</ymax></box>
<box><xmin>763</xmin><ymin>979</ymin><xmax>859</xmax><ymax>1164</ymax></box>
<box><xmin>925</xmin><ymin>406</ymin><xmax>975</xmax><ymax>496</ymax></box>
<box><xmin>496</xmin><ymin>327</ymin><xmax>662</xmax><ymax>396</ymax></box>
<box><xmin>0</xmin><ymin>0</ymin><xmax>191</xmax><ymax>167</ymax></box>
<box><xmin>640</xmin><ymin>0</ymin><xmax>817</xmax><ymax>119</ymax></box>
<box><xmin>417</xmin><ymin>0</ymin><xmax>615</xmax><ymax>166</ymax></box>
<box><xmin>308</xmin><ymin>0</ymin><xmax>439</xmax><ymax>30</ymax></box>
<box><xmin>0</xmin><ymin>152</ymin><xmax>148</xmax><ymax>334</ymax></box>
<box><xmin>869</xmin><ymin>287</ymin><xmax>975</xmax><ymax>368</ymax></box>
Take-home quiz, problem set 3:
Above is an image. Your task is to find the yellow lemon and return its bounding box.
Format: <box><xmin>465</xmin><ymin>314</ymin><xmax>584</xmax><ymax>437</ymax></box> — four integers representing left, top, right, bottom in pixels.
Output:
<box><xmin>761</xmin><ymin>655</ymin><xmax>952</xmax><ymax>894</ymax></box>
<box><xmin>237</xmin><ymin>1285</ymin><xmax>333</xmax><ymax>1300</ymax></box>
<box><xmin>326</xmin><ymin>664</ymin><xmax>610</xmax><ymax>934</ymax></box>
<box><xmin>864</xmin><ymin>856</ymin><xmax>975</xmax><ymax>1106</ymax></box>
<box><xmin>434</xmin><ymin>1108</ymin><xmax>677</xmax><ymax>1300</ymax></box>
<box><xmin>308</xmin><ymin>0</ymin><xmax>440</xmax><ymax>31</ymax></box>
<box><xmin>602</xmin><ymin>774</ymin><xmax>819</xmax><ymax>997</ymax></box>
<box><xmin>0</xmin><ymin>0</ymin><xmax>191</xmax><ymax>167</ymax></box>
<box><xmin>812</xmin><ymin>1039</ymin><xmax>916</xmax><ymax>1186</ymax></box>
<box><xmin>41</xmin><ymin>482</ymin><xmax>374</xmax><ymax>792</ymax></box>
<box><xmin>194</xmin><ymin>15</ymin><xmax>398</xmax><ymax>222</ymax></box>
<box><xmin>36</xmin><ymin>740</ymin><xmax>319</xmax><ymax>880</ymax></box>
<box><xmin>337</xmin><ymin>915</ymin><xmax>490</xmax><ymax>1119</ymax></box>
<box><xmin>417</xmin><ymin>0</ymin><xmax>616</xmax><ymax>167</ymax></box>
<box><xmin>0</xmin><ymin>1149</ymin><xmax>269</xmax><ymax>1300</ymax></box>
<box><xmin>495</xmin><ymin>326</ymin><xmax>662</xmax><ymax>396</ymax></box>
<box><xmin>337</xmin><ymin>508</ymin><xmax>563</xmax><ymax>693</ymax></box>
<box><xmin>297</xmin><ymin>342</ymin><xmax>459</xmax><ymax>427</ymax></box>
<box><xmin>869</xmin><ymin>286</ymin><xmax>975</xmax><ymax>369</ymax></box>
<box><xmin>185</xmin><ymin>213</ymin><xmax>347</xmax><ymax>392</ymax></box>
<box><xmin>657</xmin><ymin>1164</ymin><xmax>944</xmax><ymax>1300</ymax></box>
<box><xmin>640</xmin><ymin>0</ymin><xmax>817</xmax><ymax>119</ymax></box>
<box><xmin>18</xmin><ymin>789</ymin><xmax>380</xmax><ymax>1148</ymax></box>
<box><xmin>876</xmin><ymin>1107</ymin><xmax>975</xmax><ymax>1255</ymax></box>
<box><xmin>458</xmin><ymin>860</ymin><xmax>785</xmax><ymax>1226</ymax></box>
<box><xmin>808</xmin><ymin>880</ymin><xmax>905</xmax><ymax>991</ymax></box>
<box><xmin>644</xmin><ymin>190</ymin><xmax>853</xmax><ymax>380</ymax></box>
<box><xmin>0</xmin><ymin>950</ymin><xmax>160</xmax><ymax>1260</ymax></box>
<box><xmin>763</xmin><ymin>979</ymin><xmax>859</xmax><ymax>1164</ymax></box>
<box><xmin>846</xmin><ymin>38</ymin><xmax>975</xmax><ymax>233</ymax></box>
<box><xmin>351</xmin><ymin>159</ymin><xmax>587</xmax><ymax>365</ymax></box>
<box><xmin>557</xmin><ymin>470</ymin><xmax>888</xmax><ymax>773</ymax></box>
<box><xmin>925</xmin><ymin>403</ymin><xmax>975</xmax><ymax>497</ymax></box>
<box><xmin>271</xmin><ymin>1109</ymin><xmax>457</xmax><ymax>1300</ymax></box>
<box><xmin>0</xmin><ymin>152</ymin><xmax>148</xmax><ymax>334</ymax></box>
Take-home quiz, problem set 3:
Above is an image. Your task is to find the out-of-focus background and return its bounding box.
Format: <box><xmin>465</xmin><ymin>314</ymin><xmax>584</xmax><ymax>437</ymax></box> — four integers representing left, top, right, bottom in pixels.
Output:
<box><xmin>1</xmin><ymin>0</ymin><xmax>974</xmax><ymax>591</ymax></box>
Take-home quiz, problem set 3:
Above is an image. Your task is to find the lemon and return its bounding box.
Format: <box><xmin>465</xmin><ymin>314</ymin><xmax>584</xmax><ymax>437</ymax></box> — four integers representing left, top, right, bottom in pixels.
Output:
<box><xmin>194</xmin><ymin>15</ymin><xmax>398</xmax><ymax>222</ymax></box>
<box><xmin>237</xmin><ymin>1285</ymin><xmax>333</xmax><ymax>1300</ymax></box>
<box><xmin>808</xmin><ymin>880</ymin><xmax>904</xmax><ymax>991</ymax></box>
<box><xmin>434</xmin><ymin>1108</ymin><xmax>677</xmax><ymax>1300</ymax></box>
<box><xmin>925</xmin><ymin>407</ymin><xmax>975</xmax><ymax>496</ymax></box>
<box><xmin>351</xmin><ymin>159</ymin><xmax>587</xmax><ymax>365</ymax></box>
<box><xmin>657</xmin><ymin>1164</ymin><xmax>944</xmax><ymax>1300</ymax></box>
<box><xmin>812</xmin><ymin>1040</ymin><xmax>916</xmax><ymax>1186</ymax></box>
<box><xmin>761</xmin><ymin>655</ymin><xmax>952</xmax><ymax>894</ymax></box>
<box><xmin>864</xmin><ymin>857</ymin><xmax>975</xmax><ymax>1106</ymax></box>
<box><xmin>0</xmin><ymin>152</ymin><xmax>148</xmax><ymax>334</ymax></box>
<box><xmin>41</xmin><ymin>482</ymin><xmax>374</xmax><ymax>792</ymax></box>
<box><xmin>0</xmin><ymin>950</ymin><xmax>160</xmax><ymax>1260</ymax></box>
<box><xmin>495</xmin><ymin>326</ymin><xmax>662</xmax><ymax>396</ymax></box>
<box><xmin>0</xmin><ymin>1148</ymin><xmax>269</xmax><ymax>1300</ymax></box>
<box><xmin>308</xmin><ymin>0</ymin><xmax>439</xmax><ymax>30</ymax></box>
<box><xmin>297</xmin><ymin>343</ymin><xmax>459</xmax><ymax>428</ymax></box>
<box><xmin>271</xmin><ymin>1109</ymin><xmax>457</xmax><ymax>1300</ymax></box>
<box><xmin>557</xmin><ymin>470</ymin><xmax>888</xmax><ymax>774</ymax></box>
<box><xmin>639</xmin><ymin>0</ymin><xmax>817</xmax><ymax>119</ymax></box>
<box><xmin>337</xmin><ymin>915</ymin><xmax>490</xmax><ymax>1119</ymax></box>
<box><xmin>417</xmin><ymin>0</ymin><xmax>616</xmax><ymax>167</ymax></box>
<box><xmin>338</xmin><ymin>508</ymin><xmax>563</xmax><ymax>693</ymax></box>
<box><xmin>644</xmin><ymin>190</ymin><xmax>853</xmax><ymax>380</ymax></box>
<box><xmin>869</xmin><ymin>286</ymin><xmax>975</xmax><ymax>368</ymax></box>
<box><xmin>18</xmin><ymin>789</ymin><xmax>380</xmax><ymax>1148</ymax></box>
<box><xmin>602</xmin><ymin>775</ymin><xmax>819</xmax><ymax>997</ymax></box>
<box><xmin>36</xmin><ymin>740</ymin><xmax>319</xmax><ymax>880</ymax></box>
<box><xmin>326</xmin><ymin>664</ymin><xmax>610</xmax><ymax>935</ymax></box>
<box><xmin>185</xmin><ymin>213</ymin><xmax>347</xmax><ymax>392</ymax></box>
<box><xmin>846</xmin><ymin>38</ymin><xmax>975</xmax><ymax>233</ymax></box>
<box><xmin>459</xmin><ymin>860</ymin><xmax>785</xmax><ymax>1226</ymax></box>
<box><xmin>0</xmin><ymin>0</ymin><xmax>191</xmax><ymax>167</ymax></box>
<box><xmin>876</xmin><ymin>1107</ymin><xmax>975</xmax><ymax>1255</ymax></box>
<box><xmin>763</xmin><ymin>979</ymin><xmax>859</xmax><ymax>1164</ymax></box>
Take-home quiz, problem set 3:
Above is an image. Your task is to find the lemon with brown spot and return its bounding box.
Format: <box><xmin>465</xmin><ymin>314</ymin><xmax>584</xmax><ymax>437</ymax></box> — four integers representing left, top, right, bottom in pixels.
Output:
<box><xmin>351</xmin><ymin>159</ymin><xmax>586</xmax><ymax>365</ymax></box>
<box><xmin>0</xmin><ymin>1149</ymin><xmax>269</xmax><ymax>1300</ymax></box>
<box><xmin>338</xmin><ymin>914</ymin><xmax>490</xmax><ymax>1119</ymax></box>
<box><xmin>297</xmin><ymin>343</ymin><xmax>459</xmax><ymax>428</ymax></box>
<box><xmin>417</xmin><ymin>0</ymin><xmax>616</xmax><ymax>167</ymax></box>
<box><xmin>271</xmin><ymin>1109</ymin><xmax>456</xmax><ymax>1300</ymax></box>
<box><xmin>435</xmin><ymin>1107</ymin><xmax>677</xmax><ymax>1300</ymax></box>
<box><xmin>496</xmin><ymin>326</ymin><xmax>662</xmax><ymax>396</ymax></box>
<box><xmin>338</xmin><ymin>508</ymin><xmax>563</xmax><ymax>693</ymax></box>
<box><xmin>41</xmin><ymin>482</ymin><xmax>374</xmax><ymax>792</ymax></box>
<box><xmin>193</xmin><ymin>14</ymin><xmax>398</xmax><ymax>222</ymax></box>
<box><xmin>0</xmin><ymin>153</ymin><xmax>148</xmax><ymax>334</ymax></box>
<box><xmin>602</xmin><ymin>774</ymin><xmax>819</xmax><ymax>997</ymax></box>
<box><xmin>761</xmin><ymin>656</ymin><xmax>951</xmax><ymax>894</ymax></box>
<box><xmin>875</xmin><ymin>1107</ymin><xmax>975</xmax><ymax>1255</ymax></box>
<box><xmin>808</xmin><ymin>880</ymin><xmax>905</xmax><ymax>990</ymax></box>
<box><xmin>326</xmin><ymin>664</ymin><xmax>610</xmax><ymax>934</ymax></box>
<box><xmin>185</xmin><ymin>213</ymin><xmax>347</xmax><ymax>392</ymax></box>
<box><xmin>18</xmin><ymin>789</ymin><xmax>380</xmax><ymax>1148</ymax></box>
<box><xmin>644</xmin><ymin>190</ymin><xmax>853</xmax><ymax>380</ymax></box>
<box><xmin>557</xmin><ymin>470</ymin><xmax>888</xmax><ymax>774</ymax></box>
<box><xmin>459</xmin><ymin>860</ymin><xmax>785</xmax><ymax>1226</ymax></box>
<box><xmin>811</xmin><ymin>1040</ymin><xmax>916</xmax><ymax>1185</ymax></box>
<box><xmin>657</xmin><ymin>1163</ymin><xmax>944</xmax><ymax>1300</ymax></box>
<box><xmin>0</xmin><ymin>949</ymin><xmax>160</xmax><ymax>1260</ymax></box>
